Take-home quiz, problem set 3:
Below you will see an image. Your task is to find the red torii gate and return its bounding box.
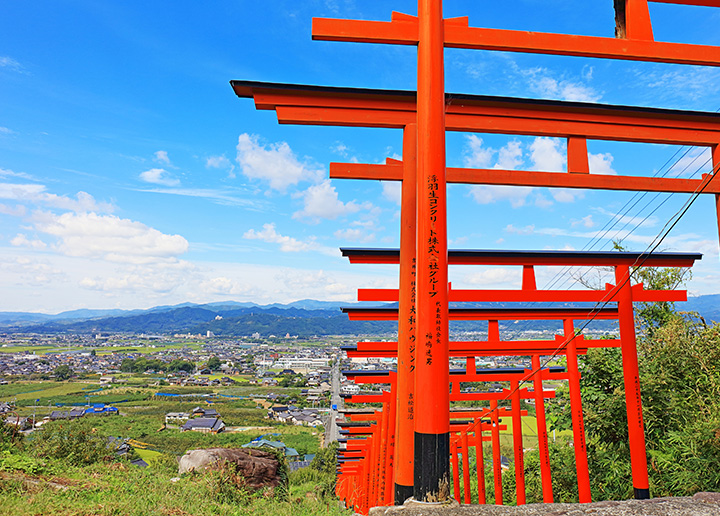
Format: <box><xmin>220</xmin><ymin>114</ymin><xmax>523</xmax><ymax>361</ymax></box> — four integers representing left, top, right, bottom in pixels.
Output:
<box><xmin>339</xmin><ymin>364</ymin><xmax>568</xmax><ymax>508</ymax></box>
<box><xmin>232</xmin><ymin>78</ymin><xmax>715</xmax><ymax>503</ymax></box>
<box><xmin>312</xmin><ymin>1</ymin><xmax>720</xmax><ymax>67</ymax></box>
<box><xmin>339</xmin><ymin>247</ymin><xmax>698</xmax><ymax>499</ymax></box>
<box><xmin>344</xmin><ymin>312</ymin><xmax>600</xmax><ymax>505</ymax></box>
<box><xmin>232</xmin><ymin>0</ymin><xmax>720</xmax><ymax>504</ymax></box>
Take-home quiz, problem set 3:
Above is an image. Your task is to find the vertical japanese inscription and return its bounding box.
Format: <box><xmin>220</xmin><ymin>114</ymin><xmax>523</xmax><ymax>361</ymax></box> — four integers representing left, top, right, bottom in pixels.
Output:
<box><xmin>425</xmin><ymin>174</ymin><xmax>440</xmax><ymax>366</ymax></box>
<box><xmin>408</xmin><ymin>258</ymin><xmax>416</xmax><ymax>420</ymax></box>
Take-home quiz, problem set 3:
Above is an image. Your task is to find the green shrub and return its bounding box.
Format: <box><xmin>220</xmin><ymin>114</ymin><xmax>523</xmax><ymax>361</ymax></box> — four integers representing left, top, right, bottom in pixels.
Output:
<box><xmin>0</xmin><ymin>450</ymin><xmax>53</xmax><ymax>475</ymax></box>
<box><xmin>0</xmin><ymin>423</ymin><xmax>23</xmax><ymax>452</ymax></box>
<box><xmin>31</xmin><ymin>419</ymin><xmax>114</xmax><ymax>466</ymax></box>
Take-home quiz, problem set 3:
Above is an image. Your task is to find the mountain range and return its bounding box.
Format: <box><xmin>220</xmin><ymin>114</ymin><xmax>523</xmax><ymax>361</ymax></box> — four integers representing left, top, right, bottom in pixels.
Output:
<box><xmin>1</xmin><ymin>295</ymin><xmax>718</xmax><ymax>337</ymax></box>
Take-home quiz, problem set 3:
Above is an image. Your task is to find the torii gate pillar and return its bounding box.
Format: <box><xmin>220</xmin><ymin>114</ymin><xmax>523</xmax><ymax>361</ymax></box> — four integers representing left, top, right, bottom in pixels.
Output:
<box><xmin>414</xmin><ymin>0</ymin><xmax>450</xmax><ymax>503</ymax></box>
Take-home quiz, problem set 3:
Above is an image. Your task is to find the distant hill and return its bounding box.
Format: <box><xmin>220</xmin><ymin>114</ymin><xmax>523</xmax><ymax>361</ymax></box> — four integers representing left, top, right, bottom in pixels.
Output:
<box><xmin>0</xmin><ymin>295</ymin><xmax>717</xmax><ymax>336</ymax></box>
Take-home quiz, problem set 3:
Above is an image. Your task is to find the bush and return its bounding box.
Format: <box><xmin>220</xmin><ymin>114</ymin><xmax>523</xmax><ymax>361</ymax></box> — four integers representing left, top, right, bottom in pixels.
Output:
<box><xmin>0</xmin><ymin>423</ymin><xmax>23</xmax><ymax>453</ymax></box>
<box><xmin>31</xmin><ymin>419</ymin><xmax>114</xmax><ymax>466</ymax></box>
<box><xmin>0</xmin><ymin>450</ymin><xmax>53</xmax><ymax>475</ymax></box>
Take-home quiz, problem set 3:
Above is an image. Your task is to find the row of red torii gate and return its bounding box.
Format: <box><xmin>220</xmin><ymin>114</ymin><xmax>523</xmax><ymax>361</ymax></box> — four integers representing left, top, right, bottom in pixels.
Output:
<box><xmin>231</xmin><ymin>1</ymin><xmax>720</xmax><ymax>511</ymax></box>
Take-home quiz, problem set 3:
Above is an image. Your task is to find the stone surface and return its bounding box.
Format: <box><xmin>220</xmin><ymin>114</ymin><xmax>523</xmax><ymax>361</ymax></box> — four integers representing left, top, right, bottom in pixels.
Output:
<box><xmin>178</xmin><ymin>447</ymin><xmax>282</xmax><ymax>489</ymax></box>
<box><xmin>366</xmin><ymin>494</ymin><xmax>720</xmax><ymax>516</ymax></box>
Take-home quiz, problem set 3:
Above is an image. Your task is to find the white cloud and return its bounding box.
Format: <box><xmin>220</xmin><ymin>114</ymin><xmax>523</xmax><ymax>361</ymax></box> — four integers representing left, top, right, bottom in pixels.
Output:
<box><xmin>381</xmin><ymin>181</ymin><xmax>402</xmax><ymax>205</ymax></box>
<box><xmin>236</xmin><ymin>133</ymin><xmax>323</xmax><ymax>191</ymax></box>
<box><xmin>529</xmin><ymin>138</ymin><xmax>585</xmax><ymax>203</ymax></box>
<box><xmin>463</xmin><ymin>268</ymin><xmax>521</xmax><ymax>288</ymax></box>
<box><xmin>449</xmin><ymin>236</ymin><xmax>469</xmax><ymax>246</ymax></box>
<box><xmin>135</xmin><ymin>186</ymin><xmax>266</xmax><ymax>209</ymax></box>
<box><xmin>504</xmin><ymin>224</ymin><xmax>535</xmax><ymax>235</ymax></box>
<box><xmin>331</xmin><ymin>142</ymin><xmax>349</xmax><ymax>157</ymax></box>
<box><xmin>293</xmin><ymin>180</ymin><xmax>371</xmax><ymax>222</ymax></box>
<box><xmin>469</xmin><ymin>185</ymin><xmax>533</xmax><ymax>208</ymax></box>
<box><xmin>464</xmin><ymin>137</ymin><xmax>533</xmax><ymax>207</ymax></box>
<box><xmin>139</xmin><ymin>168</ymin><xmax>180</xmax><ymax>187</ymax></box>
<box><xmin>275</xmin><ymin>269</ymin><xmax>333</xmax><ymax>293</ymax></box>
<box><xmin>534</xmin><ymin>193</ymin><xmax>553</xmax><ymax>208</ymax></box>
<box><xmin>456</xmin><ymin>54</ymin><xmax>601</xmax><ymax>102</ymax></box>
<box><xmin>0</xmin><ymin>256</ymin><xmax>64</xmax><ymax>286</ymax></box>
<box><xmin>199</xmin><ymin>276</ymin><xmax>256</xmax><ymax>296</ymax></box>
<box><xmin>495</xmin><ymin>140</ymin><xmax>523</xmax><ymax>170</ymax></box>
<box><xmin>0</xmin><ymin>127</ymin><xmax>13</xmax><ymax>135</ymax></box>
<box><xmin>550</xmin><ymin>188</ymin><xmax>584</xmax><ymax>203</ymax></box>
<box><xmin>571</xmin><ymin>215</ymin><xmax>595</xmax><ymax>228</ymax></box>
<box><xmin>0</xmin><ymin>183</ymin><xmax>113</xmax><ymax>213</ymax></box>
<box><xmin>593</xmin><ymin>207</ymin><xmax>658</xmax><ymax>229</ymax></box>
<box><xmin>633</xmin><ymin>67</ymin><xmax>720</xmax><ymax>103</ymax></box>
<box><xmin>334</xmin><ymin>228</ymin><xmax>375</xmax><ymax>243</ymax></box>
<box><xmin>529</xmin><ymin>138</ymin><xmax>565</xmax><ymax>172</ymax></box>
<box><xmin>205</xmin><ymin>155</ymin><xmax>236</xmax><ymax>178</ymax></box>
<box><xmin>463</xmin><ymin>135</ymin><xmax>494</xmax><ymax>168</ymax></box>
<box><xmin>0</xmin><ymin>167</ymin><xmax>33</xmax><ymax>180</ymax></box>
<box><xmin>154</xmin><ymin>151</ymin><xmax>171</xmax><ymax>166</ymax></box>
<box><xmin>525</xmin><ymin>69</ymin><xmax>601</xmax><ymax>102</ymax></box>
<box><xmin>79</xmin><ymin>262</ymin><xmax>194</xmax><ymax>294</ymax></box>
<box><xmin>0</xmin><ymin>203</ymin><xmax>26</xmax><ymax>216</ymax></box>
<box><xmin>589</xmin><ymin>152</ymin><xmax>617</xmax><ymax>175</ymax></box>
<box><xmin>244</xmin><ymin>222</ymin><xmax>338</xmax><ymax>256</ymax></box>
<box><xmin>668</xmin><ymin>147</ymin><xmax>712</xmax><ymax>177</ymax></box>
<box><xmin>11</xmin><ymin>234</ymin><xmax>47</xmax><ymax>250</ymax></box>
<box><xmin>33</xmin><ymin>212</ymin><xmax>188</xmax><ymax>264</ymax></box>
<box><xmin>0</xmin><ymin>56</ymin><xmax>23</xmax><ymax>73</ymax></box>
<box><xmin>206</xmin><ymin>155</ymin><xmax>230</xmax><ymax>168</ymax></box>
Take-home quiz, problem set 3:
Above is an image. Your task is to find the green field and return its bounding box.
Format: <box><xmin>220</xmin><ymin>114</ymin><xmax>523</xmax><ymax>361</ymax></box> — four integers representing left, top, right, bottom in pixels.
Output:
<box><xmin>0</xmin><ymin>381</ymin><xmax>91</xmax><ymax>401</ymax></box>
<box><xmin>0</xmin><ymin>345</ymin><xmax>82</xmax><ymax>354</ymax></box>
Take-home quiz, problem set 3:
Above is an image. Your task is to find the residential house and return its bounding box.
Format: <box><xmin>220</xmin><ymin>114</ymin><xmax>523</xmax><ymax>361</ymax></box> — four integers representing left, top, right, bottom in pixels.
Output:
<box><xmin>165</xmin><ymin>412</ymin><xmax>191</xmax><ymax>425</ymax></box>
<box><xmin>181</xmin><ymin>417</ymin><xmax>225</xmax><ymax>434</ymax></box>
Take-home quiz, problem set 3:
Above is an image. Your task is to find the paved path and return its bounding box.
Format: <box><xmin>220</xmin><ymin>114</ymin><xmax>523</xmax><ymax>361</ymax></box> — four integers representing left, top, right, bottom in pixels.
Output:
<box><xmin>324</xmin><ymin>355</ymin><xmax>343</xmax><ymax>446</ymax></box>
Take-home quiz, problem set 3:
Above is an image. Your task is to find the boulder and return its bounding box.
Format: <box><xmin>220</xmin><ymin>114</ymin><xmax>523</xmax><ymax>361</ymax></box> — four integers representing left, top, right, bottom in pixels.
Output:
<box><xmin>178</xmin><ymin>447</ymin><xmax>282</xmax><ymax>489</ymax></box>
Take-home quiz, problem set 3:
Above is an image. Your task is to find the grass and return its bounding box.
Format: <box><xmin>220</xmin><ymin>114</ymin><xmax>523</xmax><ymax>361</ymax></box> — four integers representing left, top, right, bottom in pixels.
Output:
<box><xmin>94</xmin><ymin>342</ymin><xmax>204</xmax><ymax>355</ymax></box>
<box><xmin>134</xmin><ymin>448</ymin><xmax>163</xmax><ymax>465</ymax></box>
<box><xmin>0</xmin><ymin>457</ymin><xmax>351</xmax><ymax>516</ymax></box>
<box><xmin>0</xmin><ymin>345</ymin><xmax>73</xmax><ymax>354</ymax></box>
<box><xmin>0</xmin><ymin>403</ymin><xmax>347</xmax><ymax>516</ymax></box>
<box><xmin>0</xmin><ymin>381</ymin><xmax>89</xmax><ymax>402</ymax></box>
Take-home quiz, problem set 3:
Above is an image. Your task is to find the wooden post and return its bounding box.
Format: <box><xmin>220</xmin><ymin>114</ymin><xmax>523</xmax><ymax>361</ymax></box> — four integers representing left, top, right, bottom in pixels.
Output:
<box><xmin>564</xmin><ymin>319</ymin><xmax>592</xmax><ymax>503</ymax></box>
<box><xmin>414</xmin><ymin>0</ymin><xmax>450</xmax><ymax>503</ymax></box>
<box><xmin>615</xmin><ymin>265</ymin><xmax>650</xmax><ymax>499</ymax></box>
<box><xmin>531</xmin><ymin>354</ymin><xmax>554</xmax><ymax>503</ymax></box>
<box><xmin>395</xmin><ymin>124</ymin><xmax>418</xmax><ymax>504</ymax></box>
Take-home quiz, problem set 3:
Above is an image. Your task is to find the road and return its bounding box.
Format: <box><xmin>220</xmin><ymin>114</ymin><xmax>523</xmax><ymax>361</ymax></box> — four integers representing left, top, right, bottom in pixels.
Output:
<box><xmin>324</xmin><ymin>355</ymin><xmax>343</xmax><ymax>445</ymax></box>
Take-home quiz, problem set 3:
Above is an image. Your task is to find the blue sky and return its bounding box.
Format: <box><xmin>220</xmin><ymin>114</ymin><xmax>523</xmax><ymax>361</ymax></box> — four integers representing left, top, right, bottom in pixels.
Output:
<box><xmin>2</xmin><ymin>1</ymin><xmax>720</xmax><ymax>313</ymax></box>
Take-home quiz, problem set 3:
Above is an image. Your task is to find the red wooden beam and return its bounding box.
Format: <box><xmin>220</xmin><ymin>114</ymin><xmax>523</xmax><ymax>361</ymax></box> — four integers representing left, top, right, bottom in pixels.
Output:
<box><xmin>329</xmin><ymin>162</ymin><xmax>720</xmax><ymax>195</ymax></box>
<box><xmin>232</xmin><ymin>81</ymin><xmax>720</xmax><ymax>146</ymax></box>
<box><xmin>356</xmin><ymin>284</ymin><xmax>687</xmax><ymax>303</ymax></box>
<box><xmin>342</xmin><ymin>307</ymin><xmax>620</xmax><ymax>321</ymax></box>
<box><xmin>311</xmin><ymin>10</ymin><xmax>720</xmax><ymax>67</ymax></box>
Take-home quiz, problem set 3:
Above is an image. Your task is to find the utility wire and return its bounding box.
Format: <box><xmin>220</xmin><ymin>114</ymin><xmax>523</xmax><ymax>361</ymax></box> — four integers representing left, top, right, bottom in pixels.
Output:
<box><xmin>463</xmin><ymin>154</ymin><xmax>720</xmax><ymax>434</ymax></box>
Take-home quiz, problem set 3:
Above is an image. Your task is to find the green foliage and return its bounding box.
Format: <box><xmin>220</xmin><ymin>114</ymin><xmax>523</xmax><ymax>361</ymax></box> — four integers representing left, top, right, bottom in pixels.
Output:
<box><xmin>310</xmin><ymin>441</ymin><xmax>338</xmax><ymax>474</ymax></box>
<box><xmin>31</xmin><ymin>419</ymin><xmax>114</xmax><ymax>466</ymax></box>
<box><xmin>53</xmin><ymin>364</ymin><xmax>72</xmax><ymax>381</ymax></box>
<box><xmin>548</xmin><ymin>313</ymin><xmax>720</xmax><ymax>500</ymax></box>
<box><xmin>612</xmin><ymin>240</ymin><xmax>691</xmax><ymax>337</ymax></box>
<box><xmin>0</xmin><ymin>450</ymin><xmax>54</xmax><ymax>476</ymax></box>
<box><xmin>207</xmin><ymin>356</ymin><xmax>221</xmax><ymax>371</ymax></box>
<box><xmin>120</xmin><ymin>357</ymin><xmax>194</xmax><ymax>373</ymax></box>
<box><xmin>0</xmin><ymin>423</ymin><xmax>23</xmax><ymax>452</ymax></box>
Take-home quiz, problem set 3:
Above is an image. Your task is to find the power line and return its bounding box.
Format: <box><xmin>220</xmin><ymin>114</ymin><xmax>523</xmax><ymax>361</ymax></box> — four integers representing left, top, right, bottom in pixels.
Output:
<box><xmin>466</xmin><ymin>153</ymin><xmax>720</xmax><ymax>433</ymax></box>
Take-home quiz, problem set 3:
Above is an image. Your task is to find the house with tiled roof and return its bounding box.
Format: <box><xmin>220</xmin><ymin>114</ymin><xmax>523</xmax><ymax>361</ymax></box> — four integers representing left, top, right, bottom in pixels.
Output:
<box><xmin>181</xmin><ymin>417</ymin><xmax>225</xmax><ymax>434</ymax></box>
